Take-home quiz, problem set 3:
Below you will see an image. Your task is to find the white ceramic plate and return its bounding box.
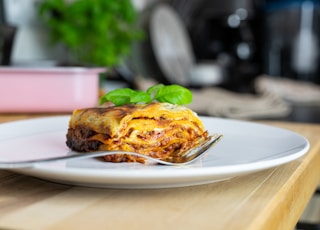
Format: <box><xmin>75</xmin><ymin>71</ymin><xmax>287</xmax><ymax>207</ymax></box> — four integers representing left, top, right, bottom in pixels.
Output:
<box><xmin>0</xmin><ymin>116</ymin><xmax>309</xmax><ymax>189</ymax></box>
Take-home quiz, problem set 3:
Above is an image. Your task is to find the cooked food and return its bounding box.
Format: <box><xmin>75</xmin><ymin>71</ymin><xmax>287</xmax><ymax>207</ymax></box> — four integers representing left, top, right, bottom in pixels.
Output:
<box><xmin>66</xmin><ymin>102</ymin><xmax>209</xmax><ymax>163</ymax></box>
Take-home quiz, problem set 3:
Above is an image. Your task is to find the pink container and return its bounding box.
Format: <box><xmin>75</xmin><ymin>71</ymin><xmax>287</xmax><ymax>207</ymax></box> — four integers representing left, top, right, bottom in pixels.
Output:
<box><xmin>0</xmin><ymin>67</ymin><xmax>105</xmax><ymax>113</ymax></box>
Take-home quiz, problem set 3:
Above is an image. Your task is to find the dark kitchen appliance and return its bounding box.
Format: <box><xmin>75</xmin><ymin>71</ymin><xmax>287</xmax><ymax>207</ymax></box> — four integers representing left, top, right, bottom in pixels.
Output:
<box><xmin>185</xmin><ymin>0</ymin><xmax>264</xmax><ymax>91</ymax></box>
<box><xmin>262</xmin><ymin>0</ymin><xmax>320</xmax><ymax>83</ymax></box>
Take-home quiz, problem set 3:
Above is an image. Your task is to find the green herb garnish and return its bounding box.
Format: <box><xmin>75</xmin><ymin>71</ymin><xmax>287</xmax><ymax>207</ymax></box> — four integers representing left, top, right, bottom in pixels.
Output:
<box><xmin>99</xmin><ymin>84</ymin><xmax>192</xmax><ymax>106</ymax></box>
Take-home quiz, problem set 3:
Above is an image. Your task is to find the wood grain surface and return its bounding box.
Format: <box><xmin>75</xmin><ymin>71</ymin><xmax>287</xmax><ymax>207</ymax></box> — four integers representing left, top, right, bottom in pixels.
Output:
<box><xmin>0</xmin><ymin>115</ymin><xmax>319</xmax><ymax>230</ymax></box>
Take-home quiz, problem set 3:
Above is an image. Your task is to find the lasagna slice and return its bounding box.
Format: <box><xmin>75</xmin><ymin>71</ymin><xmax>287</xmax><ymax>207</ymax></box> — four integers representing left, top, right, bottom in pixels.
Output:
<box><xmin>66</xmin><ymin>102</ymin><xmax>209</xmax><ymax>163</ymax></box>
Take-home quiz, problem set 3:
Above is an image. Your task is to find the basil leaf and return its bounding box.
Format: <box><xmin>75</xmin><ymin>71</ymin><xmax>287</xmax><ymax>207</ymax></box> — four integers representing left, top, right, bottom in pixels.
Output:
<box><xmin>146</xmin><ymin>84</ymin><xmax>164</xmax><ymax>98</ymax></box>
<box><xmin>155</xmin><ymin>85</ymin><xmax>192</xmax><ymax>105</ymax></box>
<box><xmin>99</xmin><ymin>84</ymin><xmax>192</xmax><ymax>106</ymax></box>
<box><xmin>130</xmin><ymin>91</ymin><xmax>152</xmax><ymax>104</ymax></box>
<box><xmin>107</xmin><ymin>96</ymin><xmax>131</xmax><ymax>106</ymax></box>
<box><xmin>99</xmin><ymin>88</ymin><xmax>135</xmax><ymax>106</ymax></box>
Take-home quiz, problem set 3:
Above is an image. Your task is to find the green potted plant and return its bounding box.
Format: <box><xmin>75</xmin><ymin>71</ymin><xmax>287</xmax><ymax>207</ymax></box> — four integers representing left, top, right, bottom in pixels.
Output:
<box><xmin>38</xmin><ymin>0</ymin><xmax>143</xmax><ymax>68</ymax></box>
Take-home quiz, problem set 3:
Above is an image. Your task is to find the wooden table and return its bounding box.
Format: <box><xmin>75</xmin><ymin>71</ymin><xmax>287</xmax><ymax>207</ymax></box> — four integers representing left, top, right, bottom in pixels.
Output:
<box><xmin>0</xmin><ymin>114</ymin><xmax>320</xmax><ymax>230</ymax></box>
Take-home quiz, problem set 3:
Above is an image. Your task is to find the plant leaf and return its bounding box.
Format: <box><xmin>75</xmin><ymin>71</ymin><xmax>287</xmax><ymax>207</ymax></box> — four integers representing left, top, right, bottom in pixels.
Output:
<box><xmin>99</xmin><ymin>84</ymin><xmax>192</xmax><ymax>106</ymax></box>
<box><xmin>155</xmin><ymin>85</ymin><xmax>192</xmax><ymax>105</ymax></box>
<box><xmin>146</xmin><ymin>84</ymin><xmax>164</xmax><ymax>98</ymax></box>
<box><xmin>99</xmin><ymin>88</ymin><xmax>135</xmax><ymax>106</ymax></box>
<box><xmin>130</xmin><ymin>91</ymin><xmax>152</xmax><ymax>104</ymax></box>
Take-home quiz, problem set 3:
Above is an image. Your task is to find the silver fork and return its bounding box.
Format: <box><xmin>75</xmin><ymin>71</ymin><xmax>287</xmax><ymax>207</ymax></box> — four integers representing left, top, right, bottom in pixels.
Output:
<box><xmin>0</xmin><ymin>134</ymin><xmax>223</xmax><ymax>169</ymax></box>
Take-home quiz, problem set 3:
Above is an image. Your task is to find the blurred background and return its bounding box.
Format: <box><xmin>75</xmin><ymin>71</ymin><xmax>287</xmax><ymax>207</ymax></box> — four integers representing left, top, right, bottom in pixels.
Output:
<box><xmin>1</xmin><ymin>1</ymin><xmax>320</xmax><ymax>228</ymax></box>
<box><xmin>1</xmin><ymin>0</ymin><xmax>320</xmax><ymax>122</ymax></box>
